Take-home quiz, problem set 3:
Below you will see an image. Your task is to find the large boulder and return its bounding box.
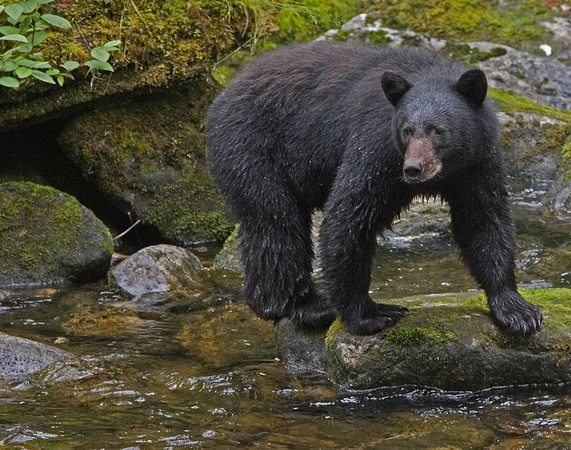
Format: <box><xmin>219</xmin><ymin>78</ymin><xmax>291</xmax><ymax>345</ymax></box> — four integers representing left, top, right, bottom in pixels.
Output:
<box><xmin>276</xmin><ymin>288</ymin><xmax>571</xmax><ymax>390</ymax></box>
<box><xmin>0</xmin><ymin>1</ymin><xmax>248</xmax><ymax>131</ymax></box>
<box><xmin>58</xmin><ymin>82</ymin><xmax>234</xmax><ymax>245</ymax></box>
<box><xmin>0</xmin><ymin>182</ymin><xmax>113</xmax><ymax>287</ymax></box>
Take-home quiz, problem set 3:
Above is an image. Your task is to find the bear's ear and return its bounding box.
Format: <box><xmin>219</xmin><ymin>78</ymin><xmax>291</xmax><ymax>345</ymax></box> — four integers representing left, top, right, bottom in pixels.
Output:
<box><xmin>381</xmin><ymin>71</ymin><xmax>412</xmax><ymax>107</ymax></box>
<box><xmin>456</xmin><ymin>68</ymin><xmax>487</xmax><ymax>104</ymax></box>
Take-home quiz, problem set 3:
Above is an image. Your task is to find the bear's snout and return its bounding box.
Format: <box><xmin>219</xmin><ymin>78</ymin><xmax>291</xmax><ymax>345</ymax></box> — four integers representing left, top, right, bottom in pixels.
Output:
<box><xmin>403</xmin><ymin>160</ymin><xmax>424</xmax><ymax>180</ymax></box>
<box><xmin>403</xmin><ymin>137</ymin><xmax>442</xmax><ymax>183</ymax></box>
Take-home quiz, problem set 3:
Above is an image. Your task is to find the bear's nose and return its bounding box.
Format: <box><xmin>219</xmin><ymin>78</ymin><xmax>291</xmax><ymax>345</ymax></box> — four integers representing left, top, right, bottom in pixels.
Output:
<box><xmin>403</xmin><ymin>161</ymin><xmax>424</xmax><ymax>181</ymax></box>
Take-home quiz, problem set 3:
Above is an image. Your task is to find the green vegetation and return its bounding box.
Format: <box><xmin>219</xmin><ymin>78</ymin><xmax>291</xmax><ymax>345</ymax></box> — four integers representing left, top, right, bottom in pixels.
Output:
<box><xmin>0</xmin><ymin>0</ymin><xmax>119</xmax><ymax>88</ymax></box>
<box><xmin>366</xmin><ymin>0</ymin><xmax>553</xmax><ymax>52</ymax></box>
<box><xmin>489</xmin><ymin>88</ymin><xmax>571</xmax><ymax>124</ymax></box>
<box><xmin>58</xmin><ymin>81</ymin><xmax>234</xmax><ymax>244</ymax></box>
<box><xmin>385</xmin><ymin>326</ymin><xmax>457</xmax><ymax>346</ymax></box>
<box><xmin>211</xmin><ymin>0</ymin><xmax>362</xmax><ymax>85</ymax></box>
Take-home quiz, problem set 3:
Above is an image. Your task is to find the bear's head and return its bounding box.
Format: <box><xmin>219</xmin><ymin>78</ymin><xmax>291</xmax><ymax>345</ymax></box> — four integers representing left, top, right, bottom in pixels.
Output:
<box><xmin>381</xmin><ymin>68</ymin><xmax>493</xmax><ymax>184</ymax></box>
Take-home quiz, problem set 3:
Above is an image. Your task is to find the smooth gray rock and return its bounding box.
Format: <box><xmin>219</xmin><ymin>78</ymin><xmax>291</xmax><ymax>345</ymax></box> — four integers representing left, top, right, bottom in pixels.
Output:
<box><xmin>109</xmin><ymin>244</ymin><xmax>206</xmax><ymax>300</ymax></box>
<box><xmin>0</xmin><ymin>332</ymin><xmax>74</xmax><ymax>379</ymax></box>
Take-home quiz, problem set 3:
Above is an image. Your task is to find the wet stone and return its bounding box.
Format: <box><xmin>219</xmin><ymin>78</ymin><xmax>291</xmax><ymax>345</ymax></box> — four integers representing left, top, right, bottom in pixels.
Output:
<box><xmin>277</xmin><ymin>289</ymin><xmax>571</xmax><ymax>391</ymax></box>
<box><xmin>109</xmin><ymin>244</ymin><xmax>206</xmax><ymax>301</ymax></box>
<box><xmin>0</xmin><ymin>332</ymin><xmax>76</xmax><ymax>379</ymax></box>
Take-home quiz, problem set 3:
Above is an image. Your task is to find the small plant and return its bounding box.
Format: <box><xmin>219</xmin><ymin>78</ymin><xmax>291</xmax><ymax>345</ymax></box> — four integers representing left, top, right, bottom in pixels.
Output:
<box><xmin>0</xmin><ymin>0</ymin><xmax>119</xmax><ymax>88</ymax></box>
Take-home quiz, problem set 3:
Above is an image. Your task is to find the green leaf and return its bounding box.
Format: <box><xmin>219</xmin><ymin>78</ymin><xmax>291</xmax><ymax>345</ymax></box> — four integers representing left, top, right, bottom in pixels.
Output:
<box><xmin>40</xmin><ymin>14</ymin><xmax>71</xmax><ymax>29</ymax></box>
<box><xmin>61</xmin><ymin>60</ymin><xmax>80</xmax><ymax>71</ymax></box>
<box><xmin>31</xmin><ymin>30</ymin><xmax>46</xmax><ymax>45</ymax></box>
<box><xmin>0</xmin><ymin>26</ymin><xmax>20</xmax><ymax>36</ymax></box>
<box><xmin>5</xmin><ymin>4</ymin><xmax>24</xmax><ymax>21</ymax></box>
<box><xmin>34</xmin><ymin>19</ymin><xmax>50</xmax><ymax>29</ymax></box>
<box><xmin>0</xmin><ymin>6</ymin><xmax>4</xmax><ymax>14</ymax></box>
<box><xmin>20</xmin><ymin>1</ymin><xmax>39</xmax><ymax>13</ymax></box>
<box><xmin>37</xmin><ymin>0</ymin><xmax>54</xmax><ymax>4</ymax></box>
<box><xmin>31</xmin><ymin>69</ymin><xmax>56</xmax><ymax>84</ymax></box>
<box><xmin>15</xmin><ymin>66</ymin><xmax>32</xmax><ymax>78</ymax></box>
<box><xmin>103</xmin><ymin>40</ymin><xmax>122</xmax><ymax>48</ymax></box>
<box><xmin>30</xmin><ymin>60</ymin><xmax>51</xmax><ymax>69</ymax></box>
<box><xmin>3</xmin><ymin>60</ymin><xmax>18</xmax><ymax>71</ymax></box>
<box><xmin>15</xmin><ymin>42</ymin><xmax>33</xmax><ymax>53</ymax></box>
<box><xmin>17</xmin><ymin>58</ymin><xmax>38</xmax><ymax>67</ymax></box>
<box><xmin>84</xmin><ymin>59</ymin><xmax>113</xmax><ymax>71</ymax></box>
<box><xmin>0</xmin><ymin>34</ymin><xmax>29</xmax><ymax>43</ymax></box>
<box><xmin>46</xmin><ymin>68</ymin><xmax>59</xmax><ymax>76</ymax></box>
<box><xmin>90</xmin><ymin>47</ymin><xmax>110</xmax><ymax>62</ymax></box>
<box><xmin>57</xmin><ymin>75</ymin><xmax>64</xmax><ymax>86</ymax></box>
<box><xmin>0</xmin><ymin>77</ymin><xmax>20</xmax><ymax>88</ymax></box>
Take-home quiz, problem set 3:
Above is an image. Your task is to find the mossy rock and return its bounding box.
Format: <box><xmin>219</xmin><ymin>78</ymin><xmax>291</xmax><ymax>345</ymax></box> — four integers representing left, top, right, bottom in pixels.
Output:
<box><xmin>276</xmin><ymin>289</ymin><xmax>571</xmax><ymax>390</ymax></box>
<box><xmin>210</xmin><ymin>224</ymin><xmax>244</xmax><ymax>291</ymax></box>
<box><xmin>323</xmin><ymin>289</ymin><xmax>571</xmax><ymax>390</ymax></box>
<box><xmin>0</xmin><ymin>182</ymin><xmax>113</xmax><ymax>288</ymax></box>
<box><xmin>58</xmin><ymin>80</ymin><xmax>234</xmax><ymax>244</ymax></box>
<box><xmin>0</xmin><ymin>0</ymin><xmax>251</xmax><ymax>130</ymax></box>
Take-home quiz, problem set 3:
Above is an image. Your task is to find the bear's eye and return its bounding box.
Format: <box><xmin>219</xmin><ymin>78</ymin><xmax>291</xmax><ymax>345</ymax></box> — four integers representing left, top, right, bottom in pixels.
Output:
<box><xmin>433</xmin><ymin>127</ymin><xmax>446</xmax><ymax>136</ymax></box>
<box><xmin>402</xmin><ymin>128</ymin><xmax>413</xmax><ymax>137</ymax></box>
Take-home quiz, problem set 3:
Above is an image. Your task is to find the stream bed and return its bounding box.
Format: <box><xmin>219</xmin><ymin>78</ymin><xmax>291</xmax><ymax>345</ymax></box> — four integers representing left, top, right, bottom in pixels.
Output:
<box><xmin>0</xmin><ymin>181</ymin><xmax>569</xmax><ymax>448</ymax></box>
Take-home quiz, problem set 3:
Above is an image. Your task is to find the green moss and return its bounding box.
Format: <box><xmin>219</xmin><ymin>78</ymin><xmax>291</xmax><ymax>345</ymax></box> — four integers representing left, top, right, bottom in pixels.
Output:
<box><xmin>59</xmin><ymin>80</ymin><xmax>234</xmax><ymax>244</ymax></box>
<box><xmin>385</xmin><ymin>326</ymin><xmax>457</xmax><ymax>346</ymax></box>
<box><xmin>368</xmin><ymin>0</ymin><xmax>552</xmax><ymax>52</ymax></box>
<box><xmin>269</xmin><ymin>0</ymin><xmax>362</xmax><ymax>45</ymax></box>
<box><xmin>444</xmin><ymin>43</ymin><xmax>508</xmax><ymax>66</ymax></box>
<box><xmin>489</xmin><ymin>88</ymin><xmax>571</xmax><ymax>124</ymax></box>
<box><xmin>325</xmin><ymin>318</ymin><xmax>344</xmax><ymax>347</ymax></box>
<box><xmin>0</xmin><ymin>182</ymin><xmax>113</xmax><ymax>286</ymax></box>
<box><xmin>561</xmin><ymin>137</ymin><xmax>571</xmax><ymax>180</ymax></box>
<box><xmin>0</xmin><ymin>0</ymin><xmax>270</xmax><ymax>127</ymax></box>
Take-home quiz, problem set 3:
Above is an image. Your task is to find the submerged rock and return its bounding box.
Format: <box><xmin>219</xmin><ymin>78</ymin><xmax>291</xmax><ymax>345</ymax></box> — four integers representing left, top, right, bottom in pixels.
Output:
<box><xmin>0</xmin><ymin>182</ymin><xmax>114</xmax><ymax>288</ymax></box>
<box><xmin>276</xmin><ymin>288</ymin><xmax>571</xmax><ymax>390</ymax></box>
<box><xmin>178</xmin><ymin>301</ymin><xmax>275</xmax><ymax>367</ymax></box>
<box><xmin>0</xmin><ymin>332</ymin><xmax>76</xmax><ymax>379</ymax></box>
<box><xmin>109</xmin><ymin>244</ymin><xmax>206</xmax><ymax>301</ymax></box>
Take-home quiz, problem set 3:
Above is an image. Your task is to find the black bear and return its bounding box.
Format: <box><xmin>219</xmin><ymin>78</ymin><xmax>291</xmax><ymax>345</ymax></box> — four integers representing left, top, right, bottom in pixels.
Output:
<box><xmin>206</xmin><ymin>42</ymin><xmax>542</xmax><ymax>336</ymax></box>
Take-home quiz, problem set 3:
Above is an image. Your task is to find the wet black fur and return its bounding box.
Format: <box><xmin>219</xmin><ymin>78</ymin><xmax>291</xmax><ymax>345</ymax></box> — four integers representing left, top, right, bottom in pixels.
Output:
<box><xmin>206</xmin><ymin>42</ymin><xmax>542</xmax><ymax>336</ymax></box>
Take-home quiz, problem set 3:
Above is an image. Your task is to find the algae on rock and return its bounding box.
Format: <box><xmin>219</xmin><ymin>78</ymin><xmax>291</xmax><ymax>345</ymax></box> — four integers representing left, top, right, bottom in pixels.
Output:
<box><xmin>0</xmin><ymin>0</ymin><xmax>255</xmax><ymax>129</ymax></box>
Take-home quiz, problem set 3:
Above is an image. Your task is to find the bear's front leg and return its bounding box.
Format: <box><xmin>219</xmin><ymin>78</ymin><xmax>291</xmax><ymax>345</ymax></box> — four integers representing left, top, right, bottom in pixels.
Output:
<box><xmin>319</xmin><ymin>174</ymin><xmax>408</xmax><ymax>336</ymax></box>
<box><xmin>446</xmin><ymin>170</ymin><xmax>542</xmax><ymax>336</ymax></box>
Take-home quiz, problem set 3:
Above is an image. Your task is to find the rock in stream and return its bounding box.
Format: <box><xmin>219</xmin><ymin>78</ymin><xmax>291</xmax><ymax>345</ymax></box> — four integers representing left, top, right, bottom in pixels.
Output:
<box><xmin>276</xmin><ymin>288</ymin><xmax>571</xmax><ymax>390</ymax></box>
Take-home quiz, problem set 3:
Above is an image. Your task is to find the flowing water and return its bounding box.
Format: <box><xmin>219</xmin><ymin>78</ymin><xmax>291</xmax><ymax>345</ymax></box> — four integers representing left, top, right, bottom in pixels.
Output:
<box><xmin>0</xmin><ymin>181</ymin><xmax>569</xmax><ymax>448</ymax></box>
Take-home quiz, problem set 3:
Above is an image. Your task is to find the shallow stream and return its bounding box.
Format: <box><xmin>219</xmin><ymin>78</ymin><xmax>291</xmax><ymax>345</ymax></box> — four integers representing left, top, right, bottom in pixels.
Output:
<box><xmin>0</xmin><ymin>181</ymin><xmax>569</xmax><ymax>448</ymax></box>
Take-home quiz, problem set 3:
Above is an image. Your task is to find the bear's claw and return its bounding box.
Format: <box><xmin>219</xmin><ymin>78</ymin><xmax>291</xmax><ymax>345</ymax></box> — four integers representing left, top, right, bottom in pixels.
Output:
<box><xmin>343</xmin><ymin>300</ymin><xmax>408</xmax><ymax>336</ymax></box>
<box><xmin>489</xmin><ymin>291</ymin><xmax>543</xmax><ymax>336</ymax></box>
<box><xmin>290</xmin><ymin>294</ymin><xmax>338</xmax><ymax>333</ymax></box>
